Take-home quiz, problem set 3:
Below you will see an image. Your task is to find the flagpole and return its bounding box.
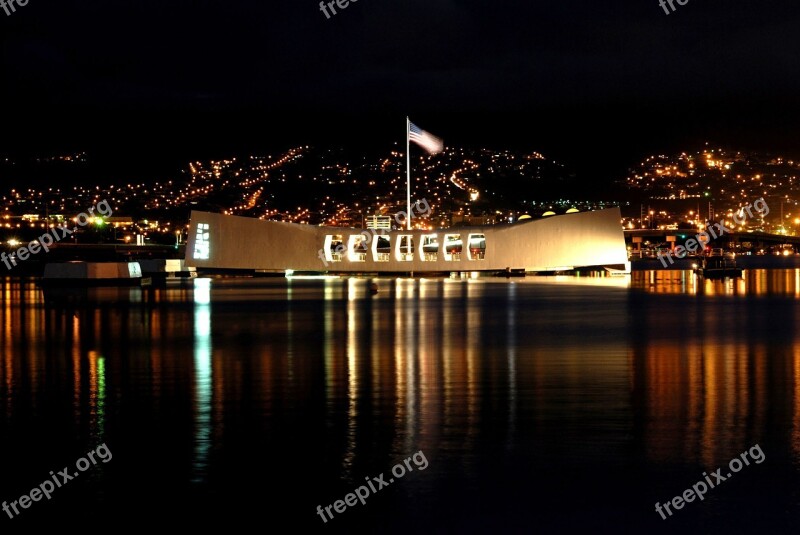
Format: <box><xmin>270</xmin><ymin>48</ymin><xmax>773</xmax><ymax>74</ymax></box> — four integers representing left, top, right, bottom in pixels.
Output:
<box><xmin>406</xmin><ymin>116</ymin><xmax>412</xmax><ymax>231</ymax></box>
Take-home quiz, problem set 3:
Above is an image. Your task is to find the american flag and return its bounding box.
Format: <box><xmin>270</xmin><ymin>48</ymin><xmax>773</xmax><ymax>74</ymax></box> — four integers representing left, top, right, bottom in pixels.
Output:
<box><xmin>409</xmin><ymin>122</ymin><xmax>444</xmax><ymax>154</ymax></box>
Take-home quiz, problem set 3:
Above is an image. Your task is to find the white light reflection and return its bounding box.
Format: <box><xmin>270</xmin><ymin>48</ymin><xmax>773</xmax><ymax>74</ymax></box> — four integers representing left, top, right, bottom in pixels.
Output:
<box><xmin>506</xmin><ymin>283</ymin><xmax>517</xmax><ymax>450</ymax></box>
<box><xmin>192</xmin><ymin>278</ymin><xmax>212</xmax><ymax>483</ymax></box>
<box><xmin>343</xmin><ymin>278</ymin><xmax>359</xmax><ymax>479</ymax></box>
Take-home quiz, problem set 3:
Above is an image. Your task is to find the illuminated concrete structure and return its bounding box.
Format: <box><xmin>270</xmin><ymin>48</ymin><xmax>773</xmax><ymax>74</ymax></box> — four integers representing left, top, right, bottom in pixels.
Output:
<box><xmin>185</xmin><ymin>208</ymin><xmax>629</xmax><ymax>273</ymax></box>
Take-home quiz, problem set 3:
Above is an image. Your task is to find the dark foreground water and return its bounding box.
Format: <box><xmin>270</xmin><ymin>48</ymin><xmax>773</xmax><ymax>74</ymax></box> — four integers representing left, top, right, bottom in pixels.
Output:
<box><xmin>2</xmin><ymin>271</ymin><xmax>800</xmax><ymax>533</ymax></box>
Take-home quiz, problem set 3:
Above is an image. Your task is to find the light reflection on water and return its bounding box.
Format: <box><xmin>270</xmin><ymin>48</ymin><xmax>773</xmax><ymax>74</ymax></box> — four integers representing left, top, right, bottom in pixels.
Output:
<box><xmin>631</xmin><ymin>268</ymin><xmax>800</xmax><ymax>296</ymax></box>
<box><xmin>1</xmin><ymin>272</ymin><xmax>800</xmax><ymax>530</ymax></box>
<box><xmin>192</xmin><ymin>278</ymin><xmax>212</xmax><ymax>483</ymax></box>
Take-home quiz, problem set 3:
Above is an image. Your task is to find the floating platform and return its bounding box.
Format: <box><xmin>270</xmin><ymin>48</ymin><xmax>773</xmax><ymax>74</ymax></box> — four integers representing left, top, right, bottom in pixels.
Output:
<box><xmin>139</xmin><ymin>259</ymin><xmax>197</xmax><ymax>281</ymax></box>
<box><xmin>40</xmin><ymin>261</ymin><xmax>152</xmax><ymax>287</ymax></box>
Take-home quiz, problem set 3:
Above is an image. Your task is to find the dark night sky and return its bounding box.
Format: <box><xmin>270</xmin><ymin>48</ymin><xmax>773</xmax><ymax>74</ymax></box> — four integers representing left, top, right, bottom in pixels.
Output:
<box><xmin>2</xmin><ymin>0</ymin><xmax>800</xmax><ymax>182</ymax></box>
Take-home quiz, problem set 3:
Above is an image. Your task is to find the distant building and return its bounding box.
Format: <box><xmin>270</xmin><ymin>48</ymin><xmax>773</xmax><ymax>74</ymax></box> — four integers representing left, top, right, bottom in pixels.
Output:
<box><xmin>365</xmin><ymin>215</ymin><xmax>392</xmax><ymax>230</ymax></box>
<box><xmin>107</xmin><ymin>217</ymin><xmax>135</xmax><ymax>228</ymax></box>
<box><xmin>451</xmin><ymin>214</ymin><xmax>496</xmax><ymax>227</ymax></box>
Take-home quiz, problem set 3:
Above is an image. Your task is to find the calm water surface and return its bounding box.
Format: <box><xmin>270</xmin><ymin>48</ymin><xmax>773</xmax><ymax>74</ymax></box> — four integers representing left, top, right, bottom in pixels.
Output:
<box><xmin>2</xmin><ymin>271</ymin><xmax>800</xmax><ymax>533</ymax></box>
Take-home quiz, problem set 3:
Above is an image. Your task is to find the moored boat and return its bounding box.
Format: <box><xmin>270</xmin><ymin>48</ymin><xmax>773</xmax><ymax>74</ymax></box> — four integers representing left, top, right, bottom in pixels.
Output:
<box><xmin>694</xmin><ymin>249</ymin><xmax>743</xmax><ymax>279</ymax></box>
